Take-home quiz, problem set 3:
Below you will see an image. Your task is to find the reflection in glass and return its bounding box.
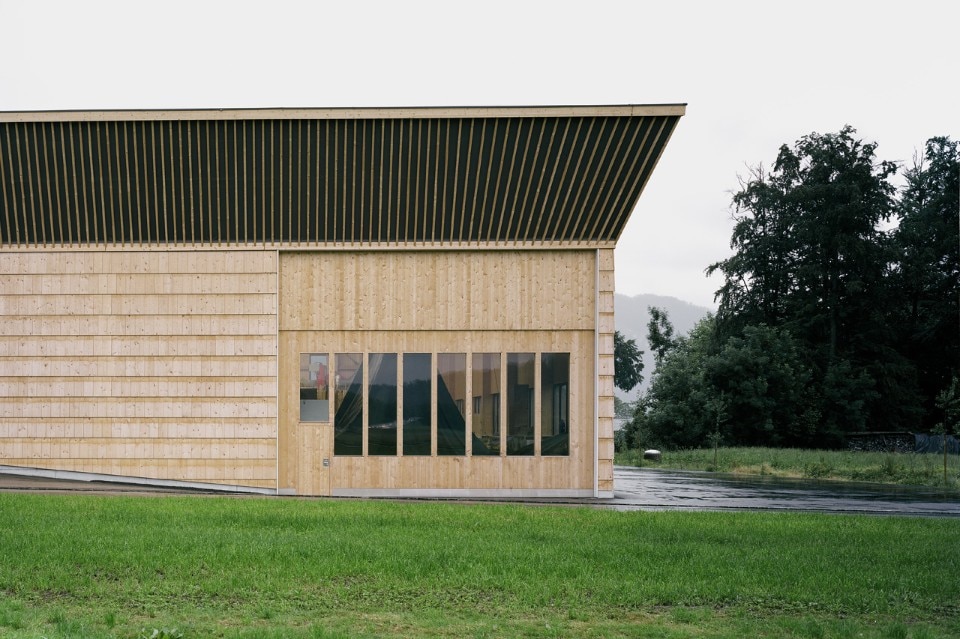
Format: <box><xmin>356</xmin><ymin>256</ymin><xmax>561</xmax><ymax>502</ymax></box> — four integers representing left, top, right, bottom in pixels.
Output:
<box><xmin>368</xmin><ymin>353</ymin><xmax>398</xmax><ymax>455</ymax></box>
<box><xmin>471</xmin><ymin>353</ymin><xmax>500</xmax><ymax>455</ymax></box>
<box><xmin>541</xmin><ymin>353</ymin><xmax>570</xmax><ymax>456</ymax></box>
<box><xmin>507</xmin><ymin>353</ymin><xmax>535</xmax><ymax>456</ymax></box>
<box><xmin>299</xmin><ymin>353</ymin><xmax>329</xmax><ymax>422</ymax></box>
<box><xmin>334</xmin><ymin>353</ymin><xmax>363</xmax><ymax>456</ymax></box>
<box><xmin>437</xmin><ymin>353</ymin><xmax>466</xmax><ymax>456</ymax></box>
<box><xmin>403</xmin><ymin>353</ymin><xmax>432</xmax><ymax>456</ymax></box>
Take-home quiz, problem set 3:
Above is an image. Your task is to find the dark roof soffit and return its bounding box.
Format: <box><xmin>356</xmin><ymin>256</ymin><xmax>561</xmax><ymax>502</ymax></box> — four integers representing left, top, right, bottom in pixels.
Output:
<box><xmin>0</xmin><ymin>111</ymin><xmax>683</xmax><ymax>246</ymax></box>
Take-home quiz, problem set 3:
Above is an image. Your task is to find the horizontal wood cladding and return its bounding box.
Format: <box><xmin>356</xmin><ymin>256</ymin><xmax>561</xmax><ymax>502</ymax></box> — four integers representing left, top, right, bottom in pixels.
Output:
<box><xmin>0</xmin><ymin>356</ymin><xmax>276</xmax><ymax>377</ymax></box>
<box><xmin>6</xmin><ymin>398</ymin><xmax>276</xmax><ymax>418</ymax></box>
<box><xmin>0</xmin><ymin>296</ymin><xmax>276</xmax><ymax>316</ymax></box>
<box><xmin>1</xmin><ymin>272</ymin><xmax>278</xmax><ymax>295</ymax></box>
<box><xmin>0</xmin><ymin>316</ymin><xmax>276</xmax><ymax>337</ymax></box>
<box><xmin>0</xmin><ymin>113</ymin><xmax>681</xmax><ymax>247</ymax></box>
<box><xmin>0</xmin><ymin>294</ymin><xmax>275</xmax><ymax>315</ymax></box>
<box><xmin>0</xmin><ymin>378</ymin><xmax>276</xmax><ymax>399</ymax></box>
<box><xmin>3</xmin><ymin>438</ymin><xmax>274</xmax><ymax>460</ymax></box>
<box><xmin>0</xmin><ymin>418</ymin><xmax>275</xmax><ymax>439</ymax></box>
<box><xmin>597</xmin><ymin>247</ymin><xmax>615</xmax><ymax>494</ymax></box>
<box><xmin>0</xmin><ymin>250</ymin><xmax>279</xmax><ymax>488</ymax></box>
<box><xmin>0</xmin><ymin>335</ymin><xmax>277</xmax><ymax>356</ymax></box>
<box><xmin>280</xmin><ymin>250</ymin><xmax>596</xmax><ymax>332</ymax></box>
<box><xmin>0</xmin><ymin>250</ymin><xmax>277</xmax><ymax>273</ymax></box>
<box><xmin>278</xmin><ymin>329</ymin><xmax>595</xmax><ymax>494</ymax></box>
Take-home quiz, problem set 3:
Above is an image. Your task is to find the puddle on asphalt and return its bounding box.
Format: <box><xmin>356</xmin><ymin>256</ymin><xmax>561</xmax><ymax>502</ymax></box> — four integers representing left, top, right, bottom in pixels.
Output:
<box><xmin>613</xmin><ymin>467</ymin><xmax>960</xmax><ymax>515</ymax></box>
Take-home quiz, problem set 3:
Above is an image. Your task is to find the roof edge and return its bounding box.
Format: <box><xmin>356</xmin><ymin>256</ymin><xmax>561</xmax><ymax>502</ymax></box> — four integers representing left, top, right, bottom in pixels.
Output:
<box><xmin>0</xmin><ymin>104</ymin><xmax>687</xmax><ymax>123</ymax></box>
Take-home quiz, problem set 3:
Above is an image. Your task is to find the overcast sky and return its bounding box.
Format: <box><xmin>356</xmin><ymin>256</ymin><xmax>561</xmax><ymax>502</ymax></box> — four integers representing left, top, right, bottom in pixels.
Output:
<box><xmin>1</xmin><ymin>0</ymin><xmax>956</xmax><ymax>308</ymax></box>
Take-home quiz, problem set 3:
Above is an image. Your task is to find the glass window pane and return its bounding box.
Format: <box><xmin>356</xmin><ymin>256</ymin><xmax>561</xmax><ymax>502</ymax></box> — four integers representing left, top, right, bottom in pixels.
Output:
<box><xmin>368</xmin><ymin>353</ymin><xmax>398</xmax><ymax>456</ymax></box>
<box><xmin>507</xmin><ymin>353</ymin><xmax>535</xmax><ymax>456</ymax></box>
<box><xmin>403</xmin><ymin>353</ymin><xmax>432</xmax><ymax>456</ymax></box>
<box><xmin>299</xmin><ymin>353</ymin><xmax>329</xmax><ymax>422</ymax></box>
<box><xmin>334</xmin><ymin>353</ymin><xmax>363</xmax><ymax>456</ymax></box>
<box><xmin>437</xmin><ymin>353</ymin><xmax>466</xmax><ymax>456</ymax></box>
<box><xmin>541</xmin><ymin>353</ymin><xmax>570</xmax><ymax>456</ymax></box>
<box><xmin>471</xmin><ymin>353</ymin><xmax>501</xmax><ymax>455</ymax></box>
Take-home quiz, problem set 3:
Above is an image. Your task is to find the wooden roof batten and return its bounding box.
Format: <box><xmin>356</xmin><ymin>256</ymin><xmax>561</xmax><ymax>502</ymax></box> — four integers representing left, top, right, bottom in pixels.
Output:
<box><xmin>0</xmin><ymin>105</ymin><xmax>685</xmax><ymax>249</ymax></box>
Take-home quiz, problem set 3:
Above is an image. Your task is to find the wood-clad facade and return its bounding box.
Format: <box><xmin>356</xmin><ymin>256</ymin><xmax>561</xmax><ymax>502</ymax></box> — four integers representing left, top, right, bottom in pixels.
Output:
<box><xmin>0</xmin><ymin>250</ymin><xmax>278</xmax><ymax>489</ymax></box>
<box><xmin>0</xmin><ymin>106</ymin><xmax>683</xmax><ymax>497</ymax></box>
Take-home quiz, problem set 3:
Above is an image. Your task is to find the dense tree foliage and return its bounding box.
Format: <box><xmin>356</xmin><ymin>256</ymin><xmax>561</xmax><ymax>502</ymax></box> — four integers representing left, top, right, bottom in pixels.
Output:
<box><xmin>627</xmin><ymin>129</ymin><xmax>959</xmax><ymax>451</ymax></box>
<box><xmin>895</xmin><ymin>137</ymin><xmax>960</xmax><ymax>420</ymax></box>
<box><xmin>646</xmin><ymin>307</ymin><xmax>679</xmax><ymax>367</ymax></box>
<box><xmin>613</xmin><ymin>330</ymin><xmax>644</xmax><ymax>392</ymax></box>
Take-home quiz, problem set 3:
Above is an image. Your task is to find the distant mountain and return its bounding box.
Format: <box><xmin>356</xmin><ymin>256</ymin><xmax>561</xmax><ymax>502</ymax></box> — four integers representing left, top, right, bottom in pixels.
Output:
<box><xmin>614</xmin><ymin>293</ymin><xmax>711</xmax><ymax>401</ymax></box>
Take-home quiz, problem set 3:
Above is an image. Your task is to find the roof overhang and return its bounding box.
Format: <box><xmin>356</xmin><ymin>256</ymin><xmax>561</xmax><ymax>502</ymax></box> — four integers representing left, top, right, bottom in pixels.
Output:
<box><xmin>0</xmin><ymin>105</ymin><xmax>685</xmax><ymax>248</ymax></box>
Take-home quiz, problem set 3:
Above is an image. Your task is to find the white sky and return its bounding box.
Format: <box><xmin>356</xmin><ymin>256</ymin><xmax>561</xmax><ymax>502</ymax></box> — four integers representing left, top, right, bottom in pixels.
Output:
<box><xmin>1</xmin><ymin>0</ymin><xmax>956</xmax><ymax>308</ymax></box>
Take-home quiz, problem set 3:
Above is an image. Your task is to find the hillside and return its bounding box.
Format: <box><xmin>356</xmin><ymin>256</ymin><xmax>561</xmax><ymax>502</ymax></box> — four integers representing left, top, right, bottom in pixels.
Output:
<box><xmin>614</xmin><ymin>293</ymin><xmax>711</xmax><ymax>401</ymax></box>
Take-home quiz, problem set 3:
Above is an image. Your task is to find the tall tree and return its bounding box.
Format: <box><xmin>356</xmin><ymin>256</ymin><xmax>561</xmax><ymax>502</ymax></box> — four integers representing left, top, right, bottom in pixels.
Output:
<box><xmin>613</xmin><ymin>330</ymin><xmax>644</xmax><ymax>392</ymax></box>
<box><xmin>895</xmin><ymin>137</ymin><xmax>960</xmax><ymax>417</ymax></box>
<box><xmin>629</xmin><ymin>130</ymin><xmax>957</xmax><ymax>451</ymax></box>
<box><xmin>711</xmin><ymin>126</ymin><xmax>897</xmax><ymax>350</ymax></box>
<box><xmin>708</xmin><ymin>126</ymin><xmax>916</xmax><ymax>433</ymax></box>
<box><xmin>647</xmin><ymin>306</ymin><xmax>679</xmax><ymax>367</ymax></box>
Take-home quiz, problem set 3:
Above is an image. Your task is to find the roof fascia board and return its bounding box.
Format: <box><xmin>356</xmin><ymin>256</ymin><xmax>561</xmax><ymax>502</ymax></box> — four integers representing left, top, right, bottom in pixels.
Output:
<box><xmin>0</xmin><ymin>104</ymin><xmax>686</xmax><ymax>123</ymax></box>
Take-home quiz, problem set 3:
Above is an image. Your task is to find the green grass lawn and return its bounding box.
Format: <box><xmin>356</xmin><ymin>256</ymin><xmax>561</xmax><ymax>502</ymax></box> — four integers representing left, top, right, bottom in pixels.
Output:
<box><xmin>1</xmin><ymin>493</ymin><xmax>958</xmax><ymax>638</ymax></box>
<box><xmin>617</xmin><ymin>446</ymin><xmax>960</xmax><ymax>490</ymax></box>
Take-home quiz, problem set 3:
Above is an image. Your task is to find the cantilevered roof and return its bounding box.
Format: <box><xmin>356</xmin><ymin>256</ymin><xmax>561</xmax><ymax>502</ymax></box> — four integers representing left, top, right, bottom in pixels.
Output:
<box><xmin>0</xmin><ymin>105</ymin><xmax>684</xmax><ymax>248</ymax></box>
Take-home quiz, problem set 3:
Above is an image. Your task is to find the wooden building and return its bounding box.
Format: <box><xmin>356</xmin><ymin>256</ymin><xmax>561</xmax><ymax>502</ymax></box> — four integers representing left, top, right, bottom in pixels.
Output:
<box><xmin>0</xmin><ymin>105</ymin><xmax>684</xmax><ymax>497</ymax></box>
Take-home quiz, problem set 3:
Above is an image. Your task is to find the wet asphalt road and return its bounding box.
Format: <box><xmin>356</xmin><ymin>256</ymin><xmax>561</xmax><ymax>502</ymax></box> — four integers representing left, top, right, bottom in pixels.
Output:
<box><xmin>1</xmin><ymin>467</ymin><xmax>958</xmax><ymax>517</ymax></box>
<box><xmin>611</xmin><ymin>466</ymin><xmax>960</xmax><ymax>517</ymax></box>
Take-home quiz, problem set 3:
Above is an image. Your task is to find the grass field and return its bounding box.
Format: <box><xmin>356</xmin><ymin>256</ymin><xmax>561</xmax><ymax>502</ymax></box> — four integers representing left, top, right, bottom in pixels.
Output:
<box><xmin>616</xmin><ymin>447</ymin><xmax>960</xmax><ymax>490</ymax></box>
<box><xmin>1</xmin><ymin>493</ymin><xmax>959</xmax><ymax>638</ymax></box>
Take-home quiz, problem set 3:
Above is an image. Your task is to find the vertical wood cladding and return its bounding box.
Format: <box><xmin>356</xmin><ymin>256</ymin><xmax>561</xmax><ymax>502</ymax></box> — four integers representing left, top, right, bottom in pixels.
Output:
<box><xmin>0</xmin><ymin>251</ymin><xmax>278</xmax><ymax>488</ymax></box>
<box><xmin>277</xmin><ymin>251</ymin><xmax>597</xmax><ymax>495</ymax></box>
<box><xmin>279</xmin><ymin>250</ymin><xmax>595</xmax><ymax>332</ymax></box>
<box><xmin>0</xmin><ymin>115</ymin><xmax>679</xmax><ymax>247</ymax></box>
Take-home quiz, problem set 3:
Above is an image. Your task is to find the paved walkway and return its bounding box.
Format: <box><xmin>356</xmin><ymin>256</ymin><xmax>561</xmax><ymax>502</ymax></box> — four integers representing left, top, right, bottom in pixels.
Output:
<box><xmin>1</xmin><ymin>466</ymin><xmax>958</xmax><ymax>517</ymax></box>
